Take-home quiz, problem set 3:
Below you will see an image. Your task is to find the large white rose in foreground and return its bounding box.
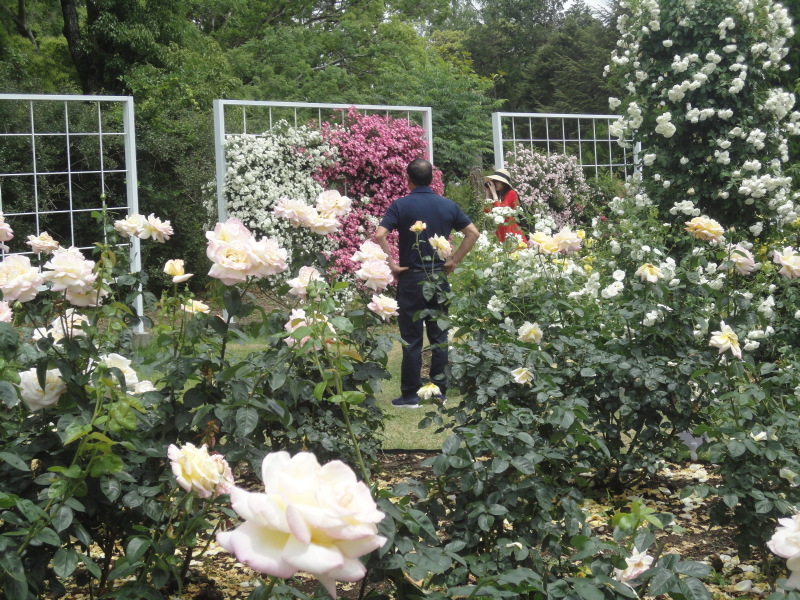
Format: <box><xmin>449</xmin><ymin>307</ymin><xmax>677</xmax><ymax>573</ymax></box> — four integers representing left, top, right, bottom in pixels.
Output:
<box><xmin>768</xmin><ymin>514</ymin><xmax>800</xmax><ymax>589</ymax></box>
<box><xmin>217</xmin><ymin>451</ymin><xmax>386</xmax><ymax>598</ymax></box>
<box><xmin>18</xmin><ymin>368</ymin><xmax>66</xmax><ymax>411</ymax></box>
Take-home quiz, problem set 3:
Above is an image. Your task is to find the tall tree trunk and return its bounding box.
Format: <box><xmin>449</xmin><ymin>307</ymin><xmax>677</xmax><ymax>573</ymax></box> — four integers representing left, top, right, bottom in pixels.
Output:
<box><xmin>59</xmin><ymin>0</ymin><xmax>101</xmax><ymax>94</ymax></box>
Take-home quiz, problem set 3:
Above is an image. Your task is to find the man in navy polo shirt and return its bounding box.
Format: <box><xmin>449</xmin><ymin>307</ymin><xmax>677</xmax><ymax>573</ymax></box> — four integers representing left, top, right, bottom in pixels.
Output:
<box><xmin>374</xmin><ymin>159</ymin><xmax>480</xmax><ymax>408</ymax></box>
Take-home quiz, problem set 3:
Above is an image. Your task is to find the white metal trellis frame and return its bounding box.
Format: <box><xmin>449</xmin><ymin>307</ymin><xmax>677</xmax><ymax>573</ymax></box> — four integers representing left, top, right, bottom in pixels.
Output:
<box><xmin>212</xmin><ymin>100</ymin><xmax>434</xmax><ymax>222</ymax></box>
<box><xmin>0</xmin><ymin>93</ymin><xmax>143</xmax><ymax>327</ymax></box>
<box><xmin>491</xmin><ymin>112</ymin><xmax>638</xmax><ymax>179</ymax></box>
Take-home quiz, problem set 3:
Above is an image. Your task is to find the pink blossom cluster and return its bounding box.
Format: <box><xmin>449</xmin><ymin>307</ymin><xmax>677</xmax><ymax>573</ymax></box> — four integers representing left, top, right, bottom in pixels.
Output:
<box><xmin>507</xmin><ymin>146</ymin><xmax>590</xmax><ymax>229</ymax></box>
<box><xmin>316</xmin><ymin>108</ymin><xmax>443</xmax><ymax>276</ymax></box>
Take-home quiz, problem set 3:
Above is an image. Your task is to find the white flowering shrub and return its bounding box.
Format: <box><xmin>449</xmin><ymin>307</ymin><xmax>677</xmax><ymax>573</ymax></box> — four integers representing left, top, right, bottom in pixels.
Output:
<box><xmin>606</xmin><ymin>0</ymin><xmax>799</xmax><ymax>229</ymax></box>
<box><xmin>507</xmin><ymin>146</ymin><xmax>590</xmax><ymax>230</ymax></box>
<box><xmin>222</xmin><ymin>122</ymin><xmax>339</xmax><ymax>270</ymax></box>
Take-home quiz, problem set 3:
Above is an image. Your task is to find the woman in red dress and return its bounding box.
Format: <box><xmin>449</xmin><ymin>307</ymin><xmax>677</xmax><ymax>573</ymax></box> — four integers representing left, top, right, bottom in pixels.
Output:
<box><xmin>484</xmin><ymin>168</ymin><xmax>527</xmax><ymax>243</ymax></box>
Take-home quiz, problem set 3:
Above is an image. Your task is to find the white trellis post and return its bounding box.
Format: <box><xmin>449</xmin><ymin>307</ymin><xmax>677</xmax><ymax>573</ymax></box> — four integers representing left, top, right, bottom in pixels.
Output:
<box><xmin>212</xmin><ymin>100</ymin><xmax>434</xmax><ymax>223</ymax></box>
<box><xmin>0</xmin><ymin>93</ymin><xmax>144</xmax><ymax>331</ymax></box>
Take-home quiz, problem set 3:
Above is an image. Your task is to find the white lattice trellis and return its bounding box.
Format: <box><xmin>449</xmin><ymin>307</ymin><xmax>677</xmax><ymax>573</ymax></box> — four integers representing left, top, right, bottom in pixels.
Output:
<box><xmin>0</xmin><ymin>93</ymin><xmax>143</xmax><ymax>324</ymax></box>
<box><xmin>212</xmin><ymin>100</ymin><xmax>434</xmax><ymax>222</ymax></box>
<box><xmin>492</xmin><ymin>112</ymin><xmax>637</xmax><ymax>179</ymax></box>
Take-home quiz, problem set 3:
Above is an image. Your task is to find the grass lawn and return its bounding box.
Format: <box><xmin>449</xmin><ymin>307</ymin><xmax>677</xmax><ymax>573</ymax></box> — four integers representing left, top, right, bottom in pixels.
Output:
<box><xmin>376</xmin><ymin>338</ymin><xmax>454</xmax><ymax>451</ymax></box>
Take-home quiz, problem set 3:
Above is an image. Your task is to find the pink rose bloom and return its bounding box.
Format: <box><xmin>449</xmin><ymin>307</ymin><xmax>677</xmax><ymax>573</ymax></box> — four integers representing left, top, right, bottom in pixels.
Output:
<box><xmin>114</xmin><ymin>214</ymin><xmax>146</xmax><ymax>238</ymax></box>
<box><xmin>216</xmin><ymin>451</ymin><xmax>386</xmax><ymax>599</ymax></box>
<box><xmin>288</xmin><ymin>266</ymin><xmax>324</xmax><ymax>299</ymax></box>
<box><xmin>552</xmin><ymin>228</ymin><xmax>582</xmax><ymax>254</ymax></box>
<box><xmin>284</xmin><ymin>308</ymin><xmax>309</xmax><ymax>348</ymax></box>
<box><xmin>0</xmin><ymin>300</ymin><xmax>12</xmax><ymax>323</ymax></box>
<box><xmin>728</xmin><ymin>244</ymin><xmax>756</xmax><ymax>275</ymax></box>
<box><xmin>355</xmin><ymin>260</ymin><xmax>393</xmax><ymax>292</ymax></box>
<box><xmin>0</xmin><ymin>254</ymin><xmax>46</xmax><ymax>303</ymax></box>
<box><xmin>168</xmin><ymin>443</ymin><xmax>234</xmax><ymax>499</ymax></box>
<box><xmin>207</xmin><ymin>240</ymin><xmax>253</xmax><ymax>285</ymax></box>
<box><xmin>26</xmin><ymin>232</ymin><xmax>60</xmax><ymax>254</ymax></box>
<box><xmin>248</xmin><ymin>237</ymin><xmax>289</xmax><ymax>278</ymax></box>
<box><xmin>368</xmin><ymin>294</ymin><xmax>399</xmax><ymax>321</ymax></box>
<box><xmin>0</xmin><ymin>213</ymin><xmax>14</xmax><ymax>245</ymax></box>
<box><xmin>206</xmin><ymin>218</ymin><xmax>253</xmax><ymax>250</ymax></box>
<box><xmin>614</xmin><ymin>548</ymin><xmax>654</xmax><ymax>582</ymax></box>
<box><xmin>351</xmin><ymin>240</ymin><xmax>388</xmax><ymax>264</ymax></box>
<box><xmin>316</xmin><ymin>190</ymin><xmax>352</xmax><ymax>218</ymax></box>
<box><xmin>138</xmin><ymin>214</ymin><xmax>173</xmax><ymax>243</ymax></box>
<box><xmin>274</xmin><ymin>198</ymin><xmax>315</xmax><ymax>228</ymax></box>
<box><xmin>306</xmin><ymin>212</ymin><xmax>340</xmax><ymax>235</ymax></box>
<box><xmin>774</xmin><ymin>247</ymin><xmax>800</xmax><ymax>279</ymax></box>
<box><xmin>44</xmin><ymin>247</ymin><xmax>97</xmax><ymax>293</ymax></box>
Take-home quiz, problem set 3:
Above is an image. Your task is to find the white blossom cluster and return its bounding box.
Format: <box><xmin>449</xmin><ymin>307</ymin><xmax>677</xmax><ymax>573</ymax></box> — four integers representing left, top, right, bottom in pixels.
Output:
<box><xmin>222</xmin><ymin>123</ymin><xmax>339</xmax><ymax>266</ymax></box>
<box><xmin>606</xmin><ymin>0</ymin><xmax>799</xmax><ymax>225</ymax></box>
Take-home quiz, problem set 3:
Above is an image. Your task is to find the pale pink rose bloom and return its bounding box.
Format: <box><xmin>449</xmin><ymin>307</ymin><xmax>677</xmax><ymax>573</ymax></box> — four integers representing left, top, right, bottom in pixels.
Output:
<box><xmin>511</xmin><ymin>367</ymin><xmax>534</xmax><ymax>385</ymax></box>
<box><xmin>773</xmin><ymin>247</ymin><xmax>800</xmax><ymax>279</ymax></box>
<box><xmin>368</xmin><ymin>294</ymin><xmax>399</xmax><ymax>321</ymax></box>
<box><xmin>206</xmin><ymin>218</ymin><xmax>253</xmax><ymax>250</ymax></box>
<box><xmin>248</xmin><ymin>237</ymin><xmax>289</xmax><ymax>278</ymax></box>
<box><xmin>164</xmin><ymin>259</ymin><xmax>193</xmax><ymax>283</ymax></box>
<box><xmin>417</xmin><ymin>383</ymin><xmax>441</xmax><ymax>399</ymax></box>
<box><xmin>709</xmin><ymin>321</ymin><xmax>742</xmax><ymax>359</ymax></box>
<box><xmin>0</xmin><ymin>300</ymin><xmax>12</xmax><ymax>323</ymax></box>
<box><xmin>44</xmin><ymin>247</ymin><xmax>96</xmax><ymax>293</ymax></box>
<box><xmin>287</xmin><ymin>266</ymin><xmax>324</xmax><ymax>299</ymax></box>
<box><xmin>66</xmin><ymin>286</ymin><xmax>107</xmax><ymax>307</ymax></box>
<box><xmin>552</xmin><ymin>228</ymin><xmax>582</xmax><ymax>254</ymax></box>
<box><xmin>0</xmin><ymin>213</ymin><xmax>14</xmax><ymax>244</ymax></box>
<box><xmin>274</xmin><ymin>198</ymin><xmax>315</xmax><ymax>228</ymax></box>
<box><xmin>316</xmin><ymin>190</ymin><xmax>352</xmax><ymax>217</ymax></box>
<box><xmin>685</xmin><ymin>216</ymin><xmax>725</xmax><ymax>244</ymax></box>
<box><xmin>351</xmin><ymin>241</ymin><xmax>388</xmax><ymax>264</ymax></box>
<box><xmin>729</xmin><ymin>244</ymin><xmax>756</xmax><ymax>275</ymax></box>
<box><xmin>216</xmin><ymin>451</ymin><xmax>386</xmax><ymax>598</ymax></box>
<box><xmin>27</xmin><ymin>231</ymin><xmax>59</xmax><ymax>254</ymax></box>
<box><xmin>634</xmin><ymin>263</ymin><xmax>664</xmax><ymax>283</ymax></box>
<box><xmin>517</xmin><ymin>321</ymin><xmax>543</xmax><ymax>344</ymax></box>
<box><xmin>306</xmin><ymin>212</ymin><xmax>340</xmax><ymax>235</ymax></box>
<box><xmin>139</xmin><ymin>214</ymin><xmax>173</xmax><ymax>243</ymax></box>
<box><xmin>168</xmin><ymin>443</ymin><xmax>234</xmax><ymax>499</ymax></box>
<box><xmin>114</xmin><ymin>214</ymin><xmax>146</xmax><ymax>238</ymax></box>
<box><xmin>284</xmin><ymin>309</ymin><xmax>334</xmax><ymax>348</ymax></box>
<box><xmin>429</xmin><ymin>234</ymin><xmax>453</xmax><ymax>260</ymax></box>
<box><xmin>614</xmin><ymin>548</ymin><xmax>654</xmax><ymax>582</ymax></box>
<box><xmin>0</xmin><ymin>254</ymin><xmax>46</xmax><ymax>303</ymax></box>
<box><xmin>181</xmin><ymin>299</ymin><xmax>210</xmax><ymax>314</ymax></box>
<box><xmin>208</xmin><ymin>239</ymin><xmax>254</xmax><ymax>285</ymax></box>
<box><xmin>355</xmin><ymin>260</ymin><xmax>393</xmax><ymax>292</ymax></box>
<box><xmin>18</xmin><ymin>368</ymin><xmax>66</xmax><ymax>411</ymax></box>
<box><xmin>410</xmin><ymin>221</ymin><xmax>426</xmax><ymax>233</ymax></box>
